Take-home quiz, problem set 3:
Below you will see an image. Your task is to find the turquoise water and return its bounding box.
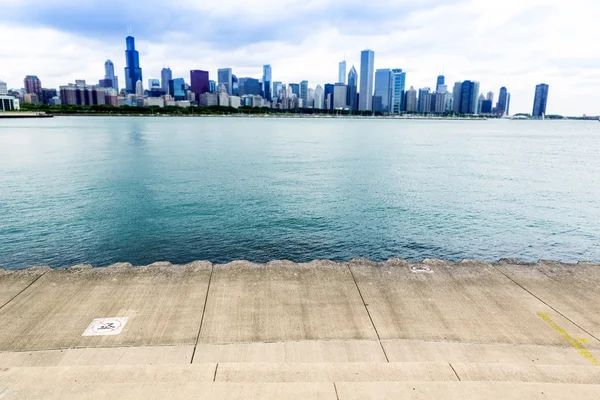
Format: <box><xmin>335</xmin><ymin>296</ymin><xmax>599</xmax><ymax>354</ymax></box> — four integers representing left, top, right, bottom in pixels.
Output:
<box><xmin>0</xmin><ymin>116</ymin><xmax>598</xmax><ymax>269</ymax></box>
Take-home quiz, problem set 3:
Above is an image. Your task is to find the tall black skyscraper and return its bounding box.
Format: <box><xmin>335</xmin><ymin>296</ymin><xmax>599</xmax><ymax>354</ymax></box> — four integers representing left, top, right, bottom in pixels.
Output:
<box><xmin>532</xmin><ymin>83</ymin><xmax>549</xmax><ymax>117</ymax></box>
<box><xmin>347</xmin><ymin>66</ymin><xmax>358</xmax><ymax>111</ymax></box>
<box><xmin>496</xmin><ymin>87</ymin><xmax>509</xmax><ymax>116</ymax></box>
<box><xmin>125</xmin><ymin>36</ymin><xmax>143</xmax><ymax>94</ymax></box>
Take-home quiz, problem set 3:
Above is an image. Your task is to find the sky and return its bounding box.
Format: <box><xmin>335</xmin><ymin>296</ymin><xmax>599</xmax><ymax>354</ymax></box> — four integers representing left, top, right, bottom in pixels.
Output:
<box><xmin>0</xmin><ymin>0</ymin><xmax>598</xmax><ymax>115</ymax></box>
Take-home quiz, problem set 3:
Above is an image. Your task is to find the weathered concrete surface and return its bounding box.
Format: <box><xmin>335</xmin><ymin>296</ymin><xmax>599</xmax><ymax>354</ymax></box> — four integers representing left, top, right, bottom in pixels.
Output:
<box><xmin>214</xmin><ymin>362</ymin><xmax>458</xmax><ymax>382</ymax></box>
<box><xmin>0</xmin><ymin>346</ymin><xmax>194</xmax><ymax>367</ymax></box>
<box><xmin>349</xmin><ymin>259</ymin><xmax>600</xmax><ymax>348</ymax></box>
<box><xmin>453</xmin><ymin>363</ymin><xmax>600</xmax><ymax>383</ymax></box>
<box><xmin>336</xmin><ymin>382</ymin><xmax>600</xmax><ymax>400</ymax></box>
<box><xmin>192</xmin><ymin>340</ymin><xmax>386</xmax><ymax>363</ymax></box>
<box><xmin>0</xmin><ymin>383</ymin><xmax>338</xmax><ymax>400</ymax></box>
<box><xmin>199</xmin><ymin>260</ymin><xmax>378</xmax><ymax>343</ymax></box>
<box><xmin>0</xmin><ymin>267</ymin><xmax>48</xmax><ymax>307</ymax></box>
<box><xmin>497</xmin><ymin>261</ymin><xmax>600</xmax><ymax>339</ymax></box>
<box><xmin>0</xmin><ymin>262</ymin><xmax>211</xmax><ymax>351</ymax></box>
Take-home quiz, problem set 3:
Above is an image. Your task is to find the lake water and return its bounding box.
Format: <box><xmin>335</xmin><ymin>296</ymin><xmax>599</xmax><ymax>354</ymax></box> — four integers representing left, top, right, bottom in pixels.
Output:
<box><xmin>0</xmin><ymin>116</ymin><xmax>598</xmax><ymax>269</ymax></box>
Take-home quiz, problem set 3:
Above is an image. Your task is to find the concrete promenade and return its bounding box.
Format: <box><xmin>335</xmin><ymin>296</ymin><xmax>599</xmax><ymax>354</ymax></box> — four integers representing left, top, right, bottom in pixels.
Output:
<box><xmin>0</xmin><ymin>259</ymin><xmax>599</xmax><ymax>398</ymax></box>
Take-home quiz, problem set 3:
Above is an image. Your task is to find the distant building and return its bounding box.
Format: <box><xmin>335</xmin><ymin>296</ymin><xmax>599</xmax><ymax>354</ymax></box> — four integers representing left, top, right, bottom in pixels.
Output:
<box><xmin>24</xmin><ymin>93</ymin><xmax>39</xmax><ymax>105</ymax></box>
<box><xmin>324</xmin><ymin>83</ymin><xmax>335</xmax><ymax>110</ymax></box>
<box><xmin>41</xmin><ymin>88</ymin><xmax>57</xmax><ymax>105</ymax></box>
<box><xmin>459</xmin><ymin>80</ymin><xmax>480</xmax><ymax>114</ymax></box>
<box><xmin>199</xmin><ymin>92</ymin><xmax>218</xmax><ymax>107</ymax></box>
<box><xmin>496</xmin><ymin>87</ymin><xmax>509</xmax><ymax>116</ymax></box>
<box><xmin>300</xmin><ymin>81</ymin><xmax>308</xmax><ymax>106</ymax></box>
<box><xmin>0</xmin><ymin>95</ymin><xmax>20</xmax><ymax>111</ymax></box>
<box><xmin>60</xmin><ymin>81</ymin><xmax>106</xmax><ymax>106</ymax></box>
<box><xmin>404</xmin><ymin>86</ymin><xmax>417</xmax><ymax>112</ymax></box>
<box><xmin>24</xmin><ymin>75</ymin><xmax>42</xmax><ymax>98</ymax></box>
<box><xmin>135</xmin><ymin>80</ymin><xmax>144</xmax><ymax>97</ymax></box>
<box><xmin>347</xmin><ymin>66</ymin><xmax>358</xmax><ymax>111</ymax></box>
<box><xmin>229</xmin><ymin>96</ymin><xmax>241</xmax><ymax>108</ymax></box>
<box><xmin>0</xmin><ymin>80</ymin><xmax>7</xmax><ymax>95</ymax></box>
<box><xmin>436</xmin><ymin>75</ymin><xmax>445</xmax><ymax>92</ymax></box>
<box><xmin>239</xmin><ymin>77</ymin><xmax>261</xmax><ymax>96</ymax></box>
<box><xmin>124</xmin><ymin>36</ymin><xmax>143</xmax><ymax>94</ymax></box>
<box><xmin>169</xmin><ymin>78</ymin><xmax>186</xmax><ymax>101</ymax></box>
<box><xmin>532</xmin><ymin>83</ymin><xmax>549</xmax><ymax>117</ymax></box>
<box><xmin>391</xmin><ymin>69</ymin><xmax>406</xmax><ymax>114</ymax></box>
<box><xmin>217</xmin><ymin>85</ymin><xmax>229</xmax><ymax>106</ymax></box>
<box><xmin>104</xmin><ymin>60</ymin><xmax>119</xmax><ymax>92</ymax></box>
<box><xmin>148</xmin><ymin>79</ymin><xmax>160</xmax><ymax>89</ymax></box>
<box><xmin>289</xmin><ymin>83</ymin><xmax>300</xmax><ymax>98</ymax></box>
<box><xmin>217</xmin><ymin>68</ymin><xmax>233</xmax><ymax>95</ymax></box>
<box><xmin>273</xmin><ymin>82</ymin><xmax>283</xmax><ymax>98</ymax></box>
<box><xmin>262</xmin><ymin>65</ymin><xmax>272</xmax><ymax>101</ymax></box>
<box><xmin>338</xmin><ymin>61</ymin><xmax>347</xmax><ymax>84</ymax></box>
<box><xmin>480</xmin><ymin>100</ymin><xmax>493</xmax><ymax>114</ymax></box>
<box><xmin>160</xmin><ymin>68</ymin><xmax>171</xmax><ymax>95</ymax></box>
<box><xmin>190</xmin><ymin>70</ymin><xmax>209</xmax><ymax>101</ymax></box>
<box><xmin>417</xmin><ymin>88</ymin><xmax>431</xmax><ymax>113</ymax></box>
<box><xmin>333</xmin><ymin>83</ymin><xmax>348</xmax><ymax>109</ymax></box>
<box><xmin>452</xmin><ymin>82</ymin><xmax>462</xmax><ymax>113</ymax></box>
<box><xmin>209</xmin><ymin>80</ymin><xmax>216</xmax><ymax>93</ymax></box>
<box><xmin>146</xmin><ymin>97</ymin><xmax>164</xmax><ymax>107</ymax></box>
<box><xmin>314</xmin><ymin>85</ymin><xmax>324</xmax><ymax>109</ymax></box>
<box><xmin>486</xmin><ymin>91</ymin><xmax>494</xmax><ymax>103</ymax></box>
<box><xmin>373</xmin><ymin>69</ymin><xmax>393</xmax><ymax>113</ymax></box>
<box><xmin>431</xmin><ymin>92</ymin><xmax>446</xmax><ymax>114</ymax></box>
<box><xmin>359</xmin><ymin>49</ymin><xmax>375</xmax><ymax>111</ymax></box>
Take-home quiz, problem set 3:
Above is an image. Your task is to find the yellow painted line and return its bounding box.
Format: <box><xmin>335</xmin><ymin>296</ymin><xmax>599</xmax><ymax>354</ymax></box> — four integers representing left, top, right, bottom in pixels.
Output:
<box><xmin>538</xmin><ymin>312</ymin><xmax>599</xmax><ymax>366</ymax></box>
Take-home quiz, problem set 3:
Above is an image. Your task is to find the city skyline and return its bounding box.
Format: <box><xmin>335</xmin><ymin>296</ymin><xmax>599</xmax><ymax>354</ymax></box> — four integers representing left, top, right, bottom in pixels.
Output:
<box><xmin>0</xmin><ymin>1</ymin><xmax>596</xmax><ymax>114</ymax></box>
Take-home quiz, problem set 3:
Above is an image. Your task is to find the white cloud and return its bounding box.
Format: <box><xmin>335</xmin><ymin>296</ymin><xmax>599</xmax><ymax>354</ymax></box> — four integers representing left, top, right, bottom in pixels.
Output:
<box><xmin>0</xmin><ymin>0</ymin><xmax>598</xmax><ymax>115</ymax></box>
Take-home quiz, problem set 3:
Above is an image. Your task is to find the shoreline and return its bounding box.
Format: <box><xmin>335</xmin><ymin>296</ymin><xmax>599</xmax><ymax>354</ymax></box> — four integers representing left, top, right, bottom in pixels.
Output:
<box><xmin>47</xmin><ymin>113</ymin><xmax>489</xmax><ymax>120</ymax></box>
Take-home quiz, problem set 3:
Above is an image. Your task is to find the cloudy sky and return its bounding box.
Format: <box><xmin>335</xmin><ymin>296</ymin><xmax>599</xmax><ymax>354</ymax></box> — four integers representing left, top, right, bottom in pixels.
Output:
<box><xmin>0</xmin><ymin>0</ymin><xmax>597</xmax><ymax>115</ymax></box>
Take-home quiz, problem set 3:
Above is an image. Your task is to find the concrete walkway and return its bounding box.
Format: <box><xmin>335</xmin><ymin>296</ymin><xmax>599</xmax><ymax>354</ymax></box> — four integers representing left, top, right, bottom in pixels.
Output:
<box><xmin>1</xmin><ymin>259</ymin><xmax>599</xmax><ymax>398</ymax></box>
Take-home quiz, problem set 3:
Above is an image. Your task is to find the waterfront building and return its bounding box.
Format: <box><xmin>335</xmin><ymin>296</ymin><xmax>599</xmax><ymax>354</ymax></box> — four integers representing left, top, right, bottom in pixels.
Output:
<box><xmin>135</xmin><ymin>80</ymin><xmax>144</xmax><ymax>97</ymax></box>
<box><xmin>431</xmin><ymin>92</ymin><xmax>446</xmax><ymax>114</ymax></box>
<box><xmin>217</xmin><ymin>85</ymin><xmax>229</xmax><ymax>106</ymax></box>
<box><xmin>404</xmin><ymin>86</ymin><xmax>417</xmax><ymax>112</ymax></box>
<box><xmin>300</xmin><ymin>81</ymin><xmax>309</xmax><ymax>106</ymax></box>
<box><xmin>477</xmin><ymin>93</ymin><xmax>485</xmax><ymax>114</ymax></box>
<box><xmin>262</xmin><ymin>65</ymin><xmax>272</xmax><ymax>101</ymax></box>
<box><xmin>0</xmin><ymin>80</ymin><xmax>7</xmax><ymax>95</ymax></box>
<box><xmin>333</xmin><ymin>83</ymin><xmax>348</xmax><ymax>109</ymax></box>
<box><xmin>359</xmin><ymin>49</ymin><xmax>375</xmax><ymax>111</ymax></box>
<box><xmin>417</xmin><ymin>88</ymin><xmax>432</xmax><ymax>113</ymax></box>
<box><xmin>486</xmin><ymin>91</ymin><xmax>494</xmax><ymax>103</ymax></box>
<box><xmin>436</xmin><ymin>75</ymin><xmax>445</xmax><ymax>92</ymax></box>
<box><xmin>239</xmin><ymin>77</ymin><xmax>261</xmax><ymax>96</ymax></box>
<box><xmin>148</xmin><ymin>79</ymin><xmax>160</xmax><ymax>89</ymax></box>
<box><xmin>60</xmin><ymin>81</ymin><xmax>106</xmax><ymax>106</ymax></box>
<box><xmin>324</xmin><ymin>83</ymin><xmax>335</xmax><ymax>110</ymax></box>
<box><xmin>104</xmin><ymin>60</ymin><xmax>119</xmax><ymax>92</ymax></box>
<box><xmin>391</xmin><ymin>69</ymin><xmax>406</xmax><ymax>114</ymax></box>
<box><xmin>24</xmin><ymin>94</ymin><xmax>39</xmax><ymax>105</ymax></box>
<box><xmin>232</xmin><ymin>75</ymin><xmax>239</xmax><ymax>96</ymax></box>
<box><xmin>199</xmin><ymin>92</ymin><xmax>218</xmax><ymax>107</ymax></box>
<box><xmin>272</xmin><ymin>81</ymin><xmax>283</xmax><ymax>99</ymax></box>
<box><xmin>146</xmin><ymin>97</ymin><xmax>164</xmax><ymax>107</ymax></box>
<box><xmin>209</xmin><ymin>80</ymin><xmax>216</xmax><ymax>93</ymax></box>
<box><xmin>459</xmin><ymin>80</ymin><xmax>479</xmax><ymax>114</ymax></box>
<box><xmin>190</xmin><ymin>70</ymin><xmax>209</xmax><ymax>101</ymax></box>
<box><xmin>481</xmin><ymin>100</ymin><xmax>493</xmax><ymax>114</ymax></box>
<box><xmin>0</xmin><ymin>95</ymin><xmax>20</xmax><ymax>111</ymax></box>
<box><xmin>373</xmin><ymin>69</ymin><xmax>393</xmax><ymax>113</ymax></box>
<box><xmin>169</xmin><ymin>78</ymin><xmax>186</xmax><ymax>101</ymax></box>
<box><xmin>217</xmin><ymin>68</ymin><xmax>233</xmax><ymax>95</ymax></box>
<box><xmin>347</xmin><ymin>66</ymin><xmax>358</xmax><ymax>111</ymax></box>
<box><xmin>496</xmin><ymin>87</ymin><xmax>509</xmax><ymax>116</ymax></box>
<box><xmin>41</xmin><ymin>88</ymin><xmax>57</xmax><ymax>105</ymax></box>
<box><xmin>161</xmin><ymin>68</ymin><xmax>172</xmax><ymax>95</ymax></box>
<box><xmin>104</xmin><ymin>89</ymin><xmax>119</xmax><ymax>107</ymax></box>
<box><xmin>229</xmin><ymin>96</ymin><xmax>241</xmax><ymax>109</ymax></box>
<box><xmin>124</xmin><ymin>36</ymin><xmax>143</xmax><ymax>94</ymax></box>
<box><xmin>452</xmin><ymin>82</ymin><xmax>462</xmax><ymax>113</ymax></box>
<box><xmin>313</xmin><ymin>85</ymin><xmax>324</xmax><ymax>109</ymax></box>
<box><xmin>24</xmin><ymin>75</ymin><xmax>42</xmax><ymax>98</ymax></box>
<box><xmin>338</xmin><ymin>61</ymin><xmax>347</xmax><ymax>84</ymax></box>
<box><xmin>307</xmin><ymin>88</ymin><xmax>315</xmax><ymax>108</ymax></box>
<box><xmin>288</xmin><ymin>83</ymin><xmax>300</xmax><ymax>98</ymax></box>
<box><xmin>532</xmin><ymin>83</ymin><xmax>549</xmax><ymax>117</ymax></box>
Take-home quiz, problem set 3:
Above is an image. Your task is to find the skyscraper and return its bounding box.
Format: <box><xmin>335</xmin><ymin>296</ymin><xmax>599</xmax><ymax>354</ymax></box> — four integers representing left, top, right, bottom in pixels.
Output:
<box><xmin>338</xmin><ymin>61</ymin><xmax>347</xmax><ymax>84</ymax></box>
<box><xmin>262</xmin><ymin>65</ymin><xmax>272</xmax><ymax>101</ymax></box>
<box><xmin>436</xmin><ymin>75</ymin><xmax>445</xmax><ymax>92</ymax></box>
<box><xmin>300</xmin><ymin>80</ymin><xmax>309</xmax><ymax>106</ymax></box>
<box><xmin>23</xmin><ymin>75</ymin><xmax>42</xmax><ymax>98</ymax></box>
<box><xmin>190</xmin><ymin>70</ymin><xmax>210</xmax><ymax>100</ymax></box>
<box><xmin>452</xmin><ymin>82</ymin><xmax>462</xmax><ymax>113</ymax></box>
<box><xmin>459</xmin><ymin>80</ymin><xmax>479</xmax><ymax>114</ymax></box>
<box><xmin>486</xmin><ymin>91</ymin><xmax>494</xmax><ymax>103</ymax></box>
<box><xmin>496</xmin><ymin>87</ymin><xmax>509</xmax><ymax>116</ymax></box>
<box><xmin>359</xmin><ymin>49</ymin><xmax>375</xmax><ymax>111</ymax></box>
<box><xmin>314</xmin><ymin>85</ymin><xmax>324</xmax><ymax>109</ymax></box>
<box><xmin>0</xmin><ymin>80</ymin><xmax>7</xmax><ymax>95</ymax></box>
<box><xmin>324</xmin><ymin>83</ymin><xmax>335</xmax><ymax>110</ymax></box>
<box><xmin>135</xmin><ymin>80</ymin><xmax>144</xmax><ymax>97</ymax></box>
<box><xmin>169</xmin><ymin>78</ymin><xmax>186</xmax><ymax>100</ymax></box>
<box><xmin>289</xmin><ymin>83</ymin><xmax>300</xmax><ymax>98</ymax></box>
<box><xmin>373</xmin><ymin>69</ymin><xmax>393</xmax><ymax>113</ymax></box>
<box><xmin>391</xmin><ymin>69</ymin><xmax>406</xmax><ymax>114</ymax></box>
<box><xmin>417</xmin><ymin>88</ymin><xmax>432</xmax><ymax>113</ymax></box>
<box><xmin>347</xmin><ymin>66</ymin><xmax>358</xmax><ymax>111</ymax></box>
<box><xmin>124</xmin><ymin>36</ymin><xmax>143</xmax><ymax>94</ymax></box>
<box><xmin>404</xmin><ymin>86</ymin><xmax>417</xmax><ymax>112</ymax></box>
<box><xmin>217</xmin><ymin>68</ymin><xmax>233</xmax><ymax>95</ymax></box>
<box><xmin>209</xmin><ymin>80</ymin><xmax>216</xmax><ymax>93</ymax></box>
<box><xmin>104</xmin><ymin>60</ymin><xmax>118</xmax><ymax>92</ymax></box>
<box><xmin>333</xmin><ymin>83</ymin><xmax>348</xmax><ymax>109</ymax></box>
<box><xmin>161</xmin><ymin>68</ymin><xmax>172</xmax><ymax>95</ymax></box>
<box><xmin>532</xmin><ymin>83</ymin><xmax>549</xmax><ymax>117</ymax></box>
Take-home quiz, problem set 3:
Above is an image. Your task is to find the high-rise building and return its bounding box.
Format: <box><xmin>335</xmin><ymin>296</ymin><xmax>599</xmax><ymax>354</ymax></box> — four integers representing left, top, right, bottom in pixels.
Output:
<box><xmin>232</xmin><ymin>75</ymin><xmax>239</xmax><ymax>96</ymax></box>
<box><xmin>333</xmin><ymin>83</ymin><xmax>348</xmax><ymax>109</ymax></box>
<box><xmin>452</xmin><ymin>82</ymin><xmax>462</xmax><ymax>113</ymax></box>
<box><xmin>124</xmin><ymin>36</ymin><xmax>143</xmax><ymax>94</ymax></box>
<box><xmin>532</xmin><ymin>83</ymin><xmax>549</xmax><ymax>118</ymax></box>
<box><xmin>359</xmin><ymin>50</ymin><xmax>375</xmax><ymax>111</ymax></box>
<box><xmin>218</xmin><ymin>68</ymin><xmax>233</xmax><ymax>95</ymax></box>
<box><xmin>338</xmin><ymin>61</ymin><xmax>347</xmax><ymax>84</ymax></box>
<box><xmin>391</xmin><ymin>69</ymin><xmax>406</xmax><ymax>114</ymax></box>
<box><xmin>161</xmin><ymin>68</ymin><xmax>172</xmax><ymax>95</ymax></box>
<box><xmin>41</xmin><ymin>88</ymin><xmax>57</xmax><ymax>105</ymax></box>
<box><xmin>24</xmin><ymin>75</ymin><xmax>42</xmax><ymax>98</ymax></box>
<box><xmin>239</xmin><ymin>78</ymin><xmax>261</xmax><ymax>96</ymax></box>
<box><xmin>431</xmin><ymin>92</ymin><xmax>446</xmax><ymax>114</ymax></box>
<box><xmin>135</xmin><ymin>80</ymin><xmax>144</xmax><ymax>97</ymax></box>
<box><xmin>313</xmin><ymin>85</ymin><xmax>324</xmax><ymax>109</ymax></box>
<box><xmin>289</xmin><ymin>83</ymin><xmax>300</xmax><ymax>98</ymax></box>
<box><xmin>481</xmin><ymin>100</ymin><xmax>493</xmax><ymax>114</ymax></box>
<box><xmin>324</xmin><ymin>83</ymin><xmax>335</xmax><ymax>110</ymax></box>
<box><xmin>262</xmin><ymin>65</ymin><xmax>272</xmax><ymax>101</ymax></box>
<box><xmin>169</xmin><ymin>78</ymin><xmax>186</xmax><ymax>100</ymax></box>
<box><xmin>477</xmin><ymin>93</ymin><xmax>486</xmax><ymax>114</ymax></box>
<box><xmin>436</xmin><ymin>75</ymin><xmax>445</xmax><ymax>92</ymax></box>
<box><xmin>300</xmin><ymin>80</ymin><xmax>309</xmax><ymax>106</ymax></box>
<box><xmin>486</xmin><ymin>91</ymin><xmax>494</xmax><ymax>103</ymax></box>
<box><xmin>190</xmin><ymin>70</ymin><xmax>209</xmax><ymax>100</ymax></box>
<box><xmin>347</xmin><ymin>66</ymin><xmax>358</xmax><ymax>111</ymax></box>
<box><xmin>273</xmin><ymin>82</ymin><xmax>283</xmax><ymax>99</ymax></box>
<box><xmin>459</xmin><ymin>80</ymin><xmax>479</xmax><ymax>114</ymax></box>
<box><xmin>0</xmin><ymin>80</ymin><xmax>7</xmax><ymax>95</ymax></box>
<box><xmin>148</xmin><ymin>79</ymin><xmax>160</xmax><ymax>89</ymax></box>
<box><xmin>373</xmin><ymin>69</ymin><xmax>393</xmax><ymax>113</ymax></box>
<box><xmin>104</xmin><ymin>60</ymin><xmax>118</xmax><ymax>92</ymax></box>
<box><xmin>404</xmin><ymin>86</ymin><xmax>417</xmax><ymax>112</ymax></box>
<box><xmin>209</xmin><ymin>80</ymin><xmax>216</xmax><ymax>93</ymax></box>
<box><xmin>417</xmin><ymin>88</ymin><xmax>432</xmax><ymax>113</ymax></box>
<box><xmin>60</xmin><ymin>81</ymin><xmax>106</xmax><ymax>106</ymax></box>
<box><xmin>496</xmin><ymin>87</ymin><xmax>509</xmax><ymax>116</ymax></box>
